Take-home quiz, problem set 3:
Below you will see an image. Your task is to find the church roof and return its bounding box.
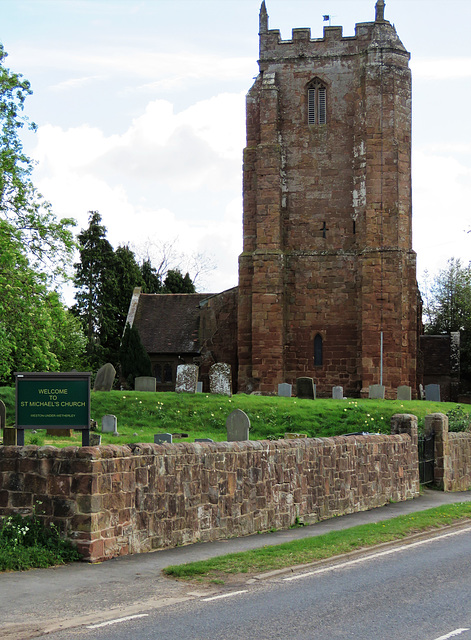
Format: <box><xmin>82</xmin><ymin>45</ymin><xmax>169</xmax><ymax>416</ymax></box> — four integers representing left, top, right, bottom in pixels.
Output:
<box><xmin>132</xmin><ymin>293</ymin><xmax>213</xmax><ymax>354</ymax></box>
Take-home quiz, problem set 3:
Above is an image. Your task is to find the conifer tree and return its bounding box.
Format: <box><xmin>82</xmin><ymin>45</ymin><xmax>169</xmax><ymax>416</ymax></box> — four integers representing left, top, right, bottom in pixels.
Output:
<box><xmin>119</xmin><ymin>323</ymin><xmax>152</xmax><ymax>388</ymax></box>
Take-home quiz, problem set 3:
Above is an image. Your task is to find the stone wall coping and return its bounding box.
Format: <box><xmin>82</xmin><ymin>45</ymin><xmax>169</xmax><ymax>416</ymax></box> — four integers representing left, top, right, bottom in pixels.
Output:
<box><xmin>0</xmin><ymin>433</ymin><xmax>409</xmax><ymax>461</ymax></box>
<box><xmin>449</xmin><ymin>432</ymin><xmax>471</xmax><ymax>441</ymax></box>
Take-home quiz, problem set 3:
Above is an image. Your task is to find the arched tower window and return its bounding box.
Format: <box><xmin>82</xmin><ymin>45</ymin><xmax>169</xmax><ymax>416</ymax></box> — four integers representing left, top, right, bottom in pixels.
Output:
<box><xmin>307</xmin><ymin>79</ymin><xmax>327</xmax><ymax>125</ymax></box>
<box><xmin>314</xmin><ymin>334</ymin><xmax>323</xmax><ymax>366</ymax></box>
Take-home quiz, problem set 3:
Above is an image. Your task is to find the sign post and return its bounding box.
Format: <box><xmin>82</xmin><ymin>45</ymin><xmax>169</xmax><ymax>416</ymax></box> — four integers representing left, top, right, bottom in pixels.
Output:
<box><xmin>15</xmin><ymin>372</ymin><xmax>91</xmax><ymax>446</ymax></box>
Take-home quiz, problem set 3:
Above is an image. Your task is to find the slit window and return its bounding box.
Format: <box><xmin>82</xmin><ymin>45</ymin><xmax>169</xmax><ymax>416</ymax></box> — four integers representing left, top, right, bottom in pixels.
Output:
<box><xmin>308</xmin><ymin>81</ymin><xmax>327</xmax><ymax>125</ymax></box>
<box><xmin>314</xmin><ymin>334</ymin><xmax>323</xmax><ymax>366</ymax></box>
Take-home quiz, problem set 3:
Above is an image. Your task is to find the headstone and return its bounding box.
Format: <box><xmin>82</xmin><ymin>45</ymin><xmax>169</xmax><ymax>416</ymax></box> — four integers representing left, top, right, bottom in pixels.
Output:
<box><xmin>102</xmin><ymin>414</ymin><xmax>118</xmax><ymax>434</ymax></box>
<box><xmin>46</xmin><ymin>429</ymin><xmax>73</xmax><ymax>437</ymax></box>
<box><xmin>175</xmin><ymin>364</ymin><xmax>198</xmax><ymax>393</ymax></box>
<box><xmin>94</xmin><ymin>363</ymin><xmax>116</xmax><ymax>391</ymax></box>
<box><xmin>397</xmin><ymin>385</ymin><xmax>412</xmax><ymax>401</ymax></box>
<box><xmin>296</xmin><ymin>377</ymin><xmax>316</xmax><ymax>400</ymax></box>
<box><xmin>195</xmin><ymin>438</ymin><xmax>214</xmax><ymax>443</ymax></box>
<box><xmin>154</xmin><ymin>433</ymin><xmax>173</xmax><ymax>444</ymax></box>
<box><xmin>425</xmin><ymin>384</ymin><xmax>441</xmax><ymax>402</ymax></box>
<box><xmin>332</xmin><ymin>386</ymin><xmax>344</xmax><ymax>400</ymax></box>
<box><xmin>284</xmin><ymin>433</ymin><xmax>308</xmax><ymax>439</ymax></box>
<box><xmin>226</xmin><ymin>409</ymin><xmax>250</xmax><ymax>442</ymax></box>
<box><xmin>196</xmin><ymin>382</ymin><xmax>203</xmax><ymax>393</ymax></box>
<box><xmin>419</xmin><ymin>384</ymin><xmax>425</xmax><ymax>400</ymax></box>
<box><xmin>0</xmin><ymin>400</ymin><xmax>5</xmax><ymax>430</ymax></box>
<box><xmin>3</xmin><ymin>428</ymin><xmax>17</xmax><ymax>446</ymax></box>
<box><xmin>278</xmin><ymin>383</ymin><xmax>292</xmax><ymax>397</ymax></box>
<box><xmin>134</xmin><ymin>376</ymin><xmax>156</xmax><ymax>392</ymax></box>
<box><xmin>368</xmin><ymin>384</ymin><xmax>385</xmax><ymax>399</ymax></box>
<box><xmin>1</xmin><ymin>400</ymin><xmax>16</xmax><ymax>446</ymax></box>
<box><xmin>209</xmin><ymin>363</ymin><xmax>232</xmax><ymax>396</ymax></box>
<box><xmin>89</xmin><ymin>433</ymin><xmax>102</xmax><ymax>446</ymax></box>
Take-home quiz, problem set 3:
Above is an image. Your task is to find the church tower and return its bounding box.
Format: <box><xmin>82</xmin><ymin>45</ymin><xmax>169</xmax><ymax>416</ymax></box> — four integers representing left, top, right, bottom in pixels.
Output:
<box><xmin>238</xmin><ymin>1</ymin><xmax>419</xmax><ymax>397</ymax></box>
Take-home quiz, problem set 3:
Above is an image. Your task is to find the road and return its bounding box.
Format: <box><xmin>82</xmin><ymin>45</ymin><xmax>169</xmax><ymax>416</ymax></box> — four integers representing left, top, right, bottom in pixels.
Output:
<box><xmin>36</xmin><ymin>525</ymin><xmax>471</xmax><ymax>640</ymax></box>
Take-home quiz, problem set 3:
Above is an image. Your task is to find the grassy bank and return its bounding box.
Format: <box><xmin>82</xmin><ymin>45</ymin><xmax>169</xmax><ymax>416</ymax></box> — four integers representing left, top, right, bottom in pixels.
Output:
<box><xmin>0</xmin><ymin>386</ymin><xmax>468</xmax><ymax>447</ymax></box>
<box><xmin>163</xmin><ymin>502</ymin><xmax>471</xmax><ymax>581</ymax></box>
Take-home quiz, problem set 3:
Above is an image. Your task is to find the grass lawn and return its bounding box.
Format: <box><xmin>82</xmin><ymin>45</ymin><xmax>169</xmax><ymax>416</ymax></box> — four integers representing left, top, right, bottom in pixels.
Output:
<box><xmin>0</xmin><ymin>386</ymin><xmax>468</xmax><ymax>447</ymax></box>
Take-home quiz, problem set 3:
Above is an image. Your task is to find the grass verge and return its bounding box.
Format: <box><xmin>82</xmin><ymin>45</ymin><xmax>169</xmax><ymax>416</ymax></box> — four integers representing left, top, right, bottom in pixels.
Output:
<box><xmin>162</xmin><ymin>502</ymin><xmax>471</xmax><ymax>581</ymax></box>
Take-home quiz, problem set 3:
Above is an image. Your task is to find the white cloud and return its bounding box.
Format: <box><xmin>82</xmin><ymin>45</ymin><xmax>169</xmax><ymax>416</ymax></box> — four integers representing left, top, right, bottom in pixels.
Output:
<box><xmin>411</xmin><ymin>57</ymin><xmax>471</xmax><ymax>80</ymax></box>
<box><xmin>31</xmin><ymin>91</ymin><xmax>244</xmax><ymax>296</ymax></box>
<box><xmin>16</xmin><ymin>45</ymin><xmax>254</xmax><ymax>93</ymax></box>
<box><xmin>413</xmin><ymin>150</ymin><xmax>471</xmax><ymax>278</ymax></box>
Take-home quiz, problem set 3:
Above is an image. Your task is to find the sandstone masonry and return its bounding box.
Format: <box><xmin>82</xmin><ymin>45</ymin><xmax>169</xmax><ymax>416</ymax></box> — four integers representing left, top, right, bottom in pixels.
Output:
<box><xmin>0</xmin><ymin>417</ymin><xmax>419</xmax><ymax>563</ymax></box>
<box><xmin>238</xmin><ymin>1</ymin><xmax>419</xmax><ymax>397</ymax></box>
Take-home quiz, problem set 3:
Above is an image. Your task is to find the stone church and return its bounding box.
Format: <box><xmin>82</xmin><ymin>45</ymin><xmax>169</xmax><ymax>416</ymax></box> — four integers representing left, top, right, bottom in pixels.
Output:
<box><xmin>127</xmin><ymin>1</ymin><xmax>423</xmax><ymax>399</ymax></box>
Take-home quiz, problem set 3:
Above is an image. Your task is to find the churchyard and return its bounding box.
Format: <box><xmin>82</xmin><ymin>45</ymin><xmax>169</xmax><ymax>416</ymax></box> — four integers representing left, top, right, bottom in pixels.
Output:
<box><xmin>0</xmin><ymin>386</ymin><xmax>468</xmax><ymax>448</ymax></box>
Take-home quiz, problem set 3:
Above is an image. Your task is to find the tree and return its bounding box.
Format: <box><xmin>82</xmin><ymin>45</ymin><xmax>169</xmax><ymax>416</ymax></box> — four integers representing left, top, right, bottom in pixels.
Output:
<box><xmin>162</xmin><ymin>269</ymin><xmax>196</xmax><ymax>293</ymax></box>
<box><xmin>72</xmin><ymin>211</ymin><xmax>117</xmax><ymax>368</ymax></box>
<box><xmin>0</xmin><ymin>221</ymin><xmax>86</xmax><ymax>382</ymax></box>
<box><xmin>0</xmin><ymin>44</ymin><xmax>81</xmax><ymax>382</ymax></box>
<box><xmin>119</xmin><ymin>323</ymin><xmax>152</xmax><ymax>389</ymax></box>
<box><xmin>422</xmin><ymin>258</ymin><xmax>471</xmax><ymax>334</ymax></box>
<box><xmin>140</xmin><ymin>258</ymin><xmax>162</xmax><ymax>293</ymax></box>
<box><xmin>421</xmin><ymin>258</ymin><xmax>471</xmax><ymax>387</ymax></box>
<box><xmin>114</xmin><ymin>245</ymin><xmax>144</xmax><ymax>325</ymax></box>
<box><xmin>0</xmin><ymin>44</ymin><xmax>75</xmax><ymax>277</ymax></box>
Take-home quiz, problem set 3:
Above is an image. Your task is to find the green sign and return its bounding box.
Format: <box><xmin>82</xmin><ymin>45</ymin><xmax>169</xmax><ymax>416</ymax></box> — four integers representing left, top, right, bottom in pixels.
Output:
<box><xmin>16</xmin><ymin>373</ymin><xmax>91</xmax><ymax>429</ymax></box>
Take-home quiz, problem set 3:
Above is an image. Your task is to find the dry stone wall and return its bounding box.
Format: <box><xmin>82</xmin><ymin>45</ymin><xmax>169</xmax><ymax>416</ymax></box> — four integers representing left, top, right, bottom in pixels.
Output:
<box><xmin>0</xmin><ymin>424</ymin><xmax>419</xmax><ymax>563</ymax></box>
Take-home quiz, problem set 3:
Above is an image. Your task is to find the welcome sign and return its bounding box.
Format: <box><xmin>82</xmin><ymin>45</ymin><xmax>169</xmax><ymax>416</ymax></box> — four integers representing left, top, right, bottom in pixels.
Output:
<box><xmin>16</xmin><ymin>372</ymin><xmax>91</xmax><ymax>429</ymax></box>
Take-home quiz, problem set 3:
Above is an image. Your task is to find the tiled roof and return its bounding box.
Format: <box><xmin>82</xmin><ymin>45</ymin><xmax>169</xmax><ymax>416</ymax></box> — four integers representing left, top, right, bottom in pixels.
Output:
<box><xmin>132</xmin><ymin>293</ymin><xmax>213</xmax><ymax>354</ymax></box>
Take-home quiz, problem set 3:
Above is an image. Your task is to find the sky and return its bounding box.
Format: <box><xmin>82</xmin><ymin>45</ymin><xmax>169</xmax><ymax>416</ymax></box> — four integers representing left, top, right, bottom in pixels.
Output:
<box><xmin>1</xmin><ymin>0</ymin><xmax>470</xmax><ymax>302</ymax></box>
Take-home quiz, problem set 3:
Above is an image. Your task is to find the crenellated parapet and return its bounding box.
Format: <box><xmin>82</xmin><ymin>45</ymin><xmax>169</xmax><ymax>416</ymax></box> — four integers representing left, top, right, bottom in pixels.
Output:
<box><xmin>259</xmin><ymin>2</ymin><xmax>408</xmax><ymax>66</ymax></box>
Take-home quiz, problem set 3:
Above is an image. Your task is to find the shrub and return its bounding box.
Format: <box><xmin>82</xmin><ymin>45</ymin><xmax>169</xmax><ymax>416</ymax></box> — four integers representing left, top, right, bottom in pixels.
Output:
<box><xmin>446</xmin><ymin>405</ymin><xmax>471</xmax><ymax>432</ymax></box>
<box><xmin>0</xmin><ymin>511</ymin><xmax>81</xmax><ymax>571</ymax></box>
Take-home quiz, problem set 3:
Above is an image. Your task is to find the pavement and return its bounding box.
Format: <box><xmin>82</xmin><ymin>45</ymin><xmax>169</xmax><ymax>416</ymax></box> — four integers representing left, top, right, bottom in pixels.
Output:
<box><xmin>2</xmin><ymin>488</ymin><xmax>471</xmax><ymax>639</ymax></box>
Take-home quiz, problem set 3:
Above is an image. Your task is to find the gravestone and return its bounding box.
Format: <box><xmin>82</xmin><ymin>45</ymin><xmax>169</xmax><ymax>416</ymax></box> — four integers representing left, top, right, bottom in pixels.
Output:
<box><xmin>278</xmin><ymin>383</ymin><xmax>292</xmax><ymax>398</ymax></box>
<box><xmin>46</xmin><ymin>429</ymin><xmax>73</xmax><ymax>437</ymax></box>
<box><xmin>332</xmin><ymin>386</ymin><xmax>344</xmax><ymax>400</ymax></box>
<box><xmin>425</xmin><ymin>384</ymin><xmax>441</xmax><ymax>402</ymax></box>
<box><xmin>154</xmin><ymin>433</ymin><xmax>173</xmax><ymax>444</ymax></box>
<box><xmin>397</xmin><ymin>385</ymin><xmax>412</xmax><ymax>401</ymax></box>
<box><xmin>94</xmin><ymin>363</ymin><xmax>116</xmax><ymax>391</ymax></box>
<box><xmin>175</xmin><ymin>364</ymin><xmax>198</xmax><ymax>393</ymax></box>
<box><xmin>89</xmin><ymin>433</ymin><xmax>102</xmax><ymax>446</ymax></box>
<box><xmin>369</xmin><ymin>384</ymin><xmax>385</xmax><ymax>400</ymax></box>
<box><xmin>296</xmin><ymin>377</ymin><xmax>316</xmax><ymax>400</ymax></box>
<box><xmin>419</xmin><ymin>384</ymin><xmax>425</xmax><ymax>400</ymax></box>
<box><xmin>284</xmin><ymin>433</ymin><xmax>308</xmax><ymax>439</ymax></box>
<box><xmin>195</xmin><ymin>438</ymin><xmax>214</xmax><ymax>443</ymax></box>
<box><xmin>226</xmin><ymin>409</ymin><xmax>250</xmax><ymax>441</ymax></box>
<box><xmin>0</xmin><ymin>400</ymin><xmax>16</xmax><ymax>445</ymax></box>
<box><xmin>102</xmin><ymin>414</ymin><xmax>118</xmax><ymax>435</ymax></box>
<box><xmin>134</xmin><ymin>376</ymin><xmax>156</xmax><ymax>392</ymax></box>
<box><xmin>209</xmin><ymin>363</ymin><xmax>232</xmax><ymax>396</ymax></box>
<box><xmin>196</xmin><ymin>382</ymin><xmax>203</xmax><ymax>393</ymax></box>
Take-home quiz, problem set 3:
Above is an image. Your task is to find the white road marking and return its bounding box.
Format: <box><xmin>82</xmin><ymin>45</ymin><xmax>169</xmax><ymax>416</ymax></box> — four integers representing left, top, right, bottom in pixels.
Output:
<box><xmin>283</xmin><ymin>525</ymin><xmax>471</xmax><ymax>582</ymax></box>
<box><xmin>202</xmin><ymin>590</ymin><xmax>249</xmax><ymax>602</ymax></box>
<box><xmin>434</xmin><ymin>630</ymin><xmax>470</xmax><ymax>640</ymax></box>
<box><xmin>86</xmin><ymin>614</ymin><xmax>149</xmax><ymax>629</ymax></box>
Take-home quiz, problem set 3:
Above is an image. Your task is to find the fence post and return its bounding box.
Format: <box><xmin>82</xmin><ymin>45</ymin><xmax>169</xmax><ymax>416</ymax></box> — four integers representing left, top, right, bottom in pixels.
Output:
<box><xmin>391</xmin><ymin>413</ymin><xmax>418</xmax><ymax>446</ymax></box>
<box><xmin>390</xmin><ymin>414</ymin><xmax>419</xmax><ymax>496</ymax></box>
<box><xmin>424</xmin><ymin>413</ymin><xmax>451</xmax><ymax>491</ymax></box>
